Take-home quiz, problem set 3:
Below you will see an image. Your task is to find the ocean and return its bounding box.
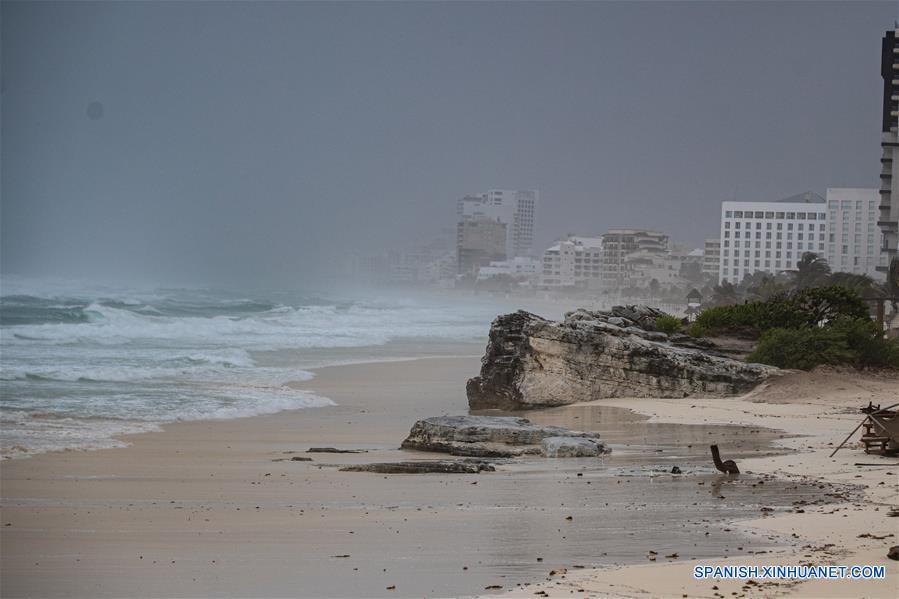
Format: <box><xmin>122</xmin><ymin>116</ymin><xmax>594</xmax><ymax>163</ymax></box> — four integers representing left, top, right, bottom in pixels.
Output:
<box><xmin>0</xmin><ymin>279</ymin><xmax>498</xmax><ymax>457</ymax></box>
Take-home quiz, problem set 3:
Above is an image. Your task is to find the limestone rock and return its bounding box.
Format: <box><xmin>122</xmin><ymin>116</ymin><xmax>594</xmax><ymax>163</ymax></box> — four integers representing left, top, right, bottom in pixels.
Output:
<box><xmin>467</xmin><ymin>307</ymin><xmax>777</xmax><ymax>410</ymax></box>
<box><xmin>340</xmin><ymin>460</ymin><xmax>494</xmax><ymax>474</ymax></box>
<box><xmin>541</xmin><ymin>436</ymin><xmax>607</xmax><ymax>458</ymax></box>
<box><xmin>400</xmin><ymin>415</ymin><xmax>606</xmax><ymax>458</ymax></box>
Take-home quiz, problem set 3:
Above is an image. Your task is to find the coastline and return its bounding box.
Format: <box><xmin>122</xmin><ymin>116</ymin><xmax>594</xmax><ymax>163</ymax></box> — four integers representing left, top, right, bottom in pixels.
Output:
<box><xmin>1</xmin><ymin>358</ymin><xmax>897</xmax><ymax>598</ymax></box>
<box><xmin>506</xmin><ymin>368</ymin><xmax>899</xmax><ymax>598</ymax></box>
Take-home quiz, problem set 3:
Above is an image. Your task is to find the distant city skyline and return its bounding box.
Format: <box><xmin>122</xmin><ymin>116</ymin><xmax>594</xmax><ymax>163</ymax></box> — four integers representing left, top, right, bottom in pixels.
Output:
<box><xmin>2</xmin><ymin>1</ymin><xmax>896</xmax><ymax>286</ymax></box>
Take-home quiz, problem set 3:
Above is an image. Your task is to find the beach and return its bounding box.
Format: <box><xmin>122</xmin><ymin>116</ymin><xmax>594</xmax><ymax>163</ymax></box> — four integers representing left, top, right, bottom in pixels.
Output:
<box><xmin>2</xmin><ymin>355</ymin><xmax>896</xmax><ymax>598</ymax></box>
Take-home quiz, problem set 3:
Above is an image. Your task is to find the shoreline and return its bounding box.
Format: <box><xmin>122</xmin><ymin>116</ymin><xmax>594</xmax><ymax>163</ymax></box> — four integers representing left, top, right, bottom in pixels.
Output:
<box><xmin>1</xmin><ymin>338</ymin><xmax>486</xmax><ymax>460</ymax></box>
<box><xmin>506</xmin><ymin>368</ymin><xmax>899</xmax><ymax>598</ymax></box>
<box><xmin>1</xmin><ymin>359</ymin><xmax>897</xmax><ymax>598</ymax></box>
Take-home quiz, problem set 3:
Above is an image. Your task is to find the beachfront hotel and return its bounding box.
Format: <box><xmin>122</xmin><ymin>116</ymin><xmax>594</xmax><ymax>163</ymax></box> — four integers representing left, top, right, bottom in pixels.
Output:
<box><xmin>718</xmin><ymin>192</ymin><xmax>827</xmax><ymax>284</ymax></box>
<box><xmin>599</xmin><ymin>228</ymin><xmax>669</xmax><ymax>289</ymax></box>
<box><xmin>539</xmin><ymin>236</ymin><xmax>604</xmax><ymax>288</ymax></box>
<box><xmin>878</xmin><ymin>27</ymin><xmax>899</xmax><ymax>270</ymax></box>
<box><xmin>825</xmin><ymin>188</ymin><xmax>887</xmax><ymax>277</ymax></box>
<box><xmin>718</xmin><ymin>190</ymin><xmax>886</xmax><ymax>284</ymax></box>
<box><xmin>703</xmin><ymin>238</ymin><xmax>721</xmax><ymax>278</ymax></box>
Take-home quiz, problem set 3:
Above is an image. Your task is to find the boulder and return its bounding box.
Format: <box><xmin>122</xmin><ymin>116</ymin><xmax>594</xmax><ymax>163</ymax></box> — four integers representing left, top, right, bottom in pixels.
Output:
<box><xmin>541</xmin><ymin>436</ymin><xmax>607</xmax><ymax>458</ymax></box>
<box><xmin>340</xmin><ymin>460</ymin><xmax>494</xmax><ymax>474</ymax></box>
<box><xmin>400</xmin><ymin>415</ymin><xmax>606</xmax><ymax>458</ymax></box>
<box><xmin>467</xmin><ymin>308</ymin><xmax>777</xmax><ymax>410</ymax></box>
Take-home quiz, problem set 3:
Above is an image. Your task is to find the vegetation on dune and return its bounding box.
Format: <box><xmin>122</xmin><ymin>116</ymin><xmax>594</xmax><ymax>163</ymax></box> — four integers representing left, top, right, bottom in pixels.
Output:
<box><xmin>653</xmin><ymin>314</ymin><xmax>682</xmax><ymax>336</ymax></box>
<box><xmin>695</xmin><ymin>286</ymin><xmax>870</xmax><ymax>335</ymax></box>
<box><xmin>693</xmin><ymin>282</ymin><xmax>899</xmax><ymax>370</ymax></box>
<box><xmin>748</xmin><ymin>317</ymin><xmax>899</xmax><ymax>370</ymax></box>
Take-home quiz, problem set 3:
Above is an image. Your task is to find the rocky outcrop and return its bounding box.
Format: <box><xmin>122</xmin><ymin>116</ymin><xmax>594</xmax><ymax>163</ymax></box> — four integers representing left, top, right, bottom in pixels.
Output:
<box><xmin>467</xmin><ymin>306</ymin><xmax>777</xmax><ymax>410</ymax></box>
<box><xmin>340</xmin><ymin>460</ymin><xmax>495</xmax><ymax>474</ymax></box>
<box><xmin>541</xmin><ymin>436</ymin><xmax>606</xmax><ymax>458</ymax></box>
<box><xmin>400</xmin><ymin>415</ymin><xmax>606</xmax><ymax>458</ymax></box>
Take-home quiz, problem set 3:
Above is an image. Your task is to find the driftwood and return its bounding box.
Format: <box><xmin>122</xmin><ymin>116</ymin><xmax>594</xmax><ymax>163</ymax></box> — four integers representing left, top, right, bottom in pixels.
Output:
<box><xmin>710</xmin><ymin>444</ymin><xmax>739</xmax><ymax>474</ymax></box>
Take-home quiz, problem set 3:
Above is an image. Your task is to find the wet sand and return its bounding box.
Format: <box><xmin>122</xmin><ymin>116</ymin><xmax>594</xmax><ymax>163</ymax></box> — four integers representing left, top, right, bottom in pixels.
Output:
<box><xmin>1</xmin><ymin>357</ymin><xmax>876</xmax><ymax>598</ymax></box>
<box><xmin>514</xmin><ymin>368</ymin><xmax>899</xmax><ymax>598</ymax></box>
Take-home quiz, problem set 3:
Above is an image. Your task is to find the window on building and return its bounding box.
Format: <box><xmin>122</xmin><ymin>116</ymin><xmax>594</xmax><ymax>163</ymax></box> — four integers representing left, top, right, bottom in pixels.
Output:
<box><xmin>776</xmin><ymin>212</ymin><xmax>785</xmax><ymax>219</ymax></box>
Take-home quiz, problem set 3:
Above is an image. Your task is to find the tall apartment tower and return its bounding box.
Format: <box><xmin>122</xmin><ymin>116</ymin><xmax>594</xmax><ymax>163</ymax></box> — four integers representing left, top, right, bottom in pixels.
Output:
<box><xmin>825</xmin><ymin>188</ymin><xmax>886</xmax><ymax>278</ymax></box>
<box><xmin>457</xmin><ymin>190</ymin><xmax>538</xmax><ymax>259</ymax></box>
<box><xmin>878</xmin><ymin>28</ymin><xmax>899</xmax><ymax>271</ymax></box>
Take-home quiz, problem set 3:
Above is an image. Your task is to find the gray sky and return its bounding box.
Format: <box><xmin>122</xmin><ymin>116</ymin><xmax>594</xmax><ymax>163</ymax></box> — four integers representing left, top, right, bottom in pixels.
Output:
<box><xmin>2</xmin><ymin>1</ymin><xmax>896</xmax><ymax>286</ymax></box>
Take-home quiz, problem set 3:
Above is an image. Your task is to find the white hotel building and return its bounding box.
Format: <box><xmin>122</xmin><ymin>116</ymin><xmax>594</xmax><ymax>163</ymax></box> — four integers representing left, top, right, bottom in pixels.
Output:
<box><xmin>718</xmin><ymin>192</ymin><xmax>827</xmax><ymax>284</ymax></box>
<box><xmin>718</xmin><ymin>190</ymin><xmax>886</xmax><ymax>284</ymax></box>
<box><xmin>825</xmin><ymin>188</ymin><xmax>887</xmax><ymax>277</ymax></box>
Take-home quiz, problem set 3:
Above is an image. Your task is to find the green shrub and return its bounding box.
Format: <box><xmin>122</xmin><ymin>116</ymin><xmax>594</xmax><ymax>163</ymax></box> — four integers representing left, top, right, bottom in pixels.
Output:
<box><xmin>686</xmin><ymin>322</ymin><xmax>707</xmax><ymax>338</ymax></box>
<box><xmin>747</xmin><ymin>317</ymin><xmax>899</xmax><ymax>370</ymax></box>
<box><xmin>829</xmin><ymin>317</ymin><xmax>899</xmax><ymax>368</ymax></box>
<box><xmin>747</xmin><ymin>327</ymin><xmax>853</xmax><ymax>370</ymax></box>
<box><xmin>654</xmin><ymin>314</ymin><xmax>682</xmax><ymax>336</ymax></box>
<box><xmin>695</xmin><ymin>286</ymin><xmax>870</xmax><ymax>336</ymax></box>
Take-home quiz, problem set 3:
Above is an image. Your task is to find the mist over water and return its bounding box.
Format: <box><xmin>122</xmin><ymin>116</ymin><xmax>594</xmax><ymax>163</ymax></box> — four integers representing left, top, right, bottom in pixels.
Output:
<box><xmin>0</xmin><ymin>279</ymin><xmax>497</xmax><ymax>456</ymax></box>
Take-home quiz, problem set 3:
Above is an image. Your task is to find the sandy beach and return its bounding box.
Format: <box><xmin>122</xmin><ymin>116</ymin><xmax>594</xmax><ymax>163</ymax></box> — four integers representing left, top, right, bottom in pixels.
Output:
<box><xmin>511</xmin><ymin>368</ymin><xmax>899</xmax><ymax>598</ymax></box>
<box><xmin>1</xmin><ymin>358</ymin><xmax>897</xmax><ymax>598</ymax></box>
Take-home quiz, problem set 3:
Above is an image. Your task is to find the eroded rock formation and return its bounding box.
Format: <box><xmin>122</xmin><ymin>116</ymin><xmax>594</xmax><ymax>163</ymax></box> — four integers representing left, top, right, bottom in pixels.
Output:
<box><xmin>340</xmin><ymin>460</ymin><xmax>495</xmax><ymax>474</ymax></box>
<box><xmin>400</xmin><ymin>415</ymin><xmax>606</xmax><ymax>458</ymax></box>
<box><xmin>467</xmin><ymin>307</ymin><xmax>777</xmax><ymax>410</ymax></box>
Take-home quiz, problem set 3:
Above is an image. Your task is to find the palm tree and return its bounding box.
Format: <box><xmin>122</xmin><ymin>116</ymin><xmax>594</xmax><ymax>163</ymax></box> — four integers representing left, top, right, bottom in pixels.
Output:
<box><xmin>792</xmin><ymin>252</ymin><xmax>831</xmax><ymax>289</ymax></box>
<box><xmin>745</xmin><ymin>274</ymin><xmax>790</xmax><ymax>301</ymax></box>
<box><xmin>827</xmin><ymin>272</ymin><xmax>882</xmax><ymax>298</ymax></box>
<box><xmin>710</xmin><ymin>281</ymin><xmax>739</xmax><ymax>306</ymax></box>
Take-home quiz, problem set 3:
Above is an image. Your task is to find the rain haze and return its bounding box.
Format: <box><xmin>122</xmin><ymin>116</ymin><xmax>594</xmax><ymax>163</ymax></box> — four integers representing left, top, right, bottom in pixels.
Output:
<box><xmin>1</xmin><ymin>1</ymin><xmax>895</xmax><ymax>287</ymax></box>
<box><xmin>3</xmin><ymin>3</ymin><xmax>899</xmax><ymax>598</ymax></box>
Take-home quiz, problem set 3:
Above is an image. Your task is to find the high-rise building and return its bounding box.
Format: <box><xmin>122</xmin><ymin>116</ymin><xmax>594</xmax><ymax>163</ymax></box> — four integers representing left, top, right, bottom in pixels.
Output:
<box><xmin>702</xmin><ymin>238</ymin><xmax>721</xmax><ymax>279</ymax></box>
<box><xmin>456</xmin><ymin>217</ymin><xmax>507</xmax><ymax>276</ymax></box>
<box><xmin>878</xmin><ymin>28</ymin><xmax>899</xmax><ymax>271</ymax></box>
<box><xmin>600</xmin><ymin>229</ymin><xmax>669</xmax><ymax>289</ymax></box>
<box><xmin>825</xmin><ymin>188</ymin><xmax>887</xmax><ymax>278</ymax></box>
<box><xmin>457</xmin><ymin>190</ymin><xmax>538</xmax><ymax>258</ymax></box>
<box><xmin>718</xmin><ymin>192</ymin><xmax>827</xmax><ymax>284</ymax></box>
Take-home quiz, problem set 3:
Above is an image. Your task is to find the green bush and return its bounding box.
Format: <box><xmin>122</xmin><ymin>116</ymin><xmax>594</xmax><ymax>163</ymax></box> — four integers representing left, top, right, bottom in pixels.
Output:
<box><xmin>747</xmin><ymin>318</ymin><xmax>899</xmax><ymax>370</ymax></box>
<box><xmin>695</xmin><ymin>286</ymin><xmax>870</xmax><ymax>336</ymax></box>
<box><xmin>829</xmin><ymin>317</ymin><xmax>899</xmax><ymax>368</ymax></box>
<box><xmin>686</xmin><ymin>322</ymin><xmax>707</xmax><ymax>338</ymax></box>
<box><xmin>654</xmin><ymin>314</ymin><xmax>682</xmax><ymax>336</ymax></box>
<box><xmin>747</xmin><ymin>327</ymin><xmax>852</xmax><ymax>370</ymax></box>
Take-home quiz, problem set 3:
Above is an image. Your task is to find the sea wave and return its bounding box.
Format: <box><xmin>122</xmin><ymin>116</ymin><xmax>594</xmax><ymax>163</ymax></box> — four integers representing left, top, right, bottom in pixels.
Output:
<box><xmin>0</xmin><ymin>283</ymin><xmax>492</xmax><ymax>457</ymax></box>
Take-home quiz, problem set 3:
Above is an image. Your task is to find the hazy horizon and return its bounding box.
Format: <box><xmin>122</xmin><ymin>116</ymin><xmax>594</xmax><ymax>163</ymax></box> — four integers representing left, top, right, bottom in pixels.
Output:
<box><xmin>2</xmin><ymin>1</ymin><xmax>896</xmax><ymax>288</ymax></box>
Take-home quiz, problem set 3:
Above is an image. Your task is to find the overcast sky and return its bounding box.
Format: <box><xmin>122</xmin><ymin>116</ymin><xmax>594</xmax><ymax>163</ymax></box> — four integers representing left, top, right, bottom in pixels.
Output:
<box><xmin>2</xmin><ymin>1</ymin><xmax>896</xmax><ymax>287</ymax></box>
